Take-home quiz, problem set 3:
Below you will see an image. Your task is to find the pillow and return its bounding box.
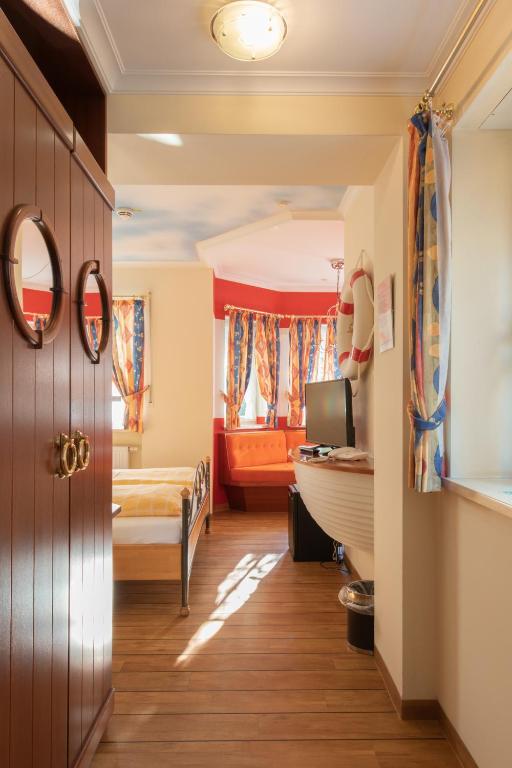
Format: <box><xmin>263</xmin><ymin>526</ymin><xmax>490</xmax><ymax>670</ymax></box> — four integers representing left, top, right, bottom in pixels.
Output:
<box><xmin>113</xmin><ymin>466</ymin><xmax>196</xmax><ymax>486</ymax></box>
<box><xmin>113</xmin><ymin>483</ymin><xmax>185</xmax><ymax>517</ymax></box>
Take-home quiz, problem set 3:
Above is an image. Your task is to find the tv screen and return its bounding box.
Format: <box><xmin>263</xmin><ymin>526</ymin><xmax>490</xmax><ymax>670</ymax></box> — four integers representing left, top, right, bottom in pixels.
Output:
<box><xmin>305</xmin><ymin>379</ymin><xmax>355</xmax><ymax>448</ymax></box>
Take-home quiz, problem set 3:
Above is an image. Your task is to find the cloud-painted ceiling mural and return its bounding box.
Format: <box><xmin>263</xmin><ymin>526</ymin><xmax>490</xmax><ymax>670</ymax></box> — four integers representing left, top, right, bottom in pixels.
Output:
<box><xmin>113</xmin><ymin>185</ymin><xmax>346</xmax><ymax>262</ymax></box>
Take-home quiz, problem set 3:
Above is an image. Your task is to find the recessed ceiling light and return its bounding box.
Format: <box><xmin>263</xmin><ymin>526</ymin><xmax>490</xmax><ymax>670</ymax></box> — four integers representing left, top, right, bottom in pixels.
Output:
<box><xmin>211</xmin><ymin>1</ymin><xmax>287</xmax><ymax>62</ymax></box>
<box><xmin>116</xmin><ymin>207</ymin><xmax>136</xmax><ymax>220</ymax></box>
<box><xmin>137</xmin><ymin>133</ymin><xmax>183</xmax><ymax>147</ymax></box>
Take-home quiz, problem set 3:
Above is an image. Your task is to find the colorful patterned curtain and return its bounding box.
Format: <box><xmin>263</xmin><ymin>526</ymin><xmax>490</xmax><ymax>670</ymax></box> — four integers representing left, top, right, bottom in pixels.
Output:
<box><xmin>85</xmin><ymin>317</ymin><xmax>103</xmax><ymax>354</ymax></box>
<box><xmin>254</xmin><ymin>314</ymin><xmax>280</xmax><ymax>427</ymax></box>
<box><xmin>24</xmin><ymin>313</ymin><xmax>49</xmax><ymax>329</ymax></box>
<box><xmin>322</xmin><ymin>317</ymin><xmax>341</xmax><ymax>381</ymax></box>
<box><xmin>408</xmin><ymin>110</ymin><xmax>452</xmax><ymax>492</ymax></box>
<box><xmin>225</xmin><ymin>309</ymin><xmax>254</xmax><ymax>430</ymax></box>
<box><xmin>112</xmin><ymin>298</ymin><xmax>146</xmax><ymax>433</ymax></box>
<box><xmin>288</xmin><ymin>317</ymin><xmax>322</xmax><ymax>427</ymax></box>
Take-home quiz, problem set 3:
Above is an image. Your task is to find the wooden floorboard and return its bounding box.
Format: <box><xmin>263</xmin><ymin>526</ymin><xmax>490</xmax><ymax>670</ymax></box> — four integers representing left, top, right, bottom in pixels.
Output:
<box><xmin>95</xmin><ymin>509</ymin><xmax>460</xmax><ymax>768</ymax></box>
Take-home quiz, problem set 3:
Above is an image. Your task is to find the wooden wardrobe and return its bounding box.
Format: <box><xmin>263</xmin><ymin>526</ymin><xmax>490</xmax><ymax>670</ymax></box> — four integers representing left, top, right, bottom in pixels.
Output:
<box><xmin>0</xmin><ymin>8</ymin><xmax>114</xmax><ymax>768</ymax></box>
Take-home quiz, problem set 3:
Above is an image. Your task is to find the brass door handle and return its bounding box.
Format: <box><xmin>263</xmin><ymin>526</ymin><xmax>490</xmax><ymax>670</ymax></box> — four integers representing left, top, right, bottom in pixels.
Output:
<box><xmin>72</xmin><ymin>430</ymin><xmax>91</xmax><ymax>471</ymax></box>
<box><xmin>55</xmin><ymin>433</ymin><xmax>78</xmax><ymax>478</ymax></box>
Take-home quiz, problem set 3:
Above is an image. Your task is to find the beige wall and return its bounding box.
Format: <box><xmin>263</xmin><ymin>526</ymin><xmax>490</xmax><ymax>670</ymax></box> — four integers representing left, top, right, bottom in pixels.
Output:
<box><xmin>372</xmin><ymin>140</ymin><xmax>406</xmax><ymax>695</ymax></box>
<box><xmin>438</xmin><ymin>492</ymin><xmax>512</xmax><ymax>768</ymax></box>
<box><xmin>339</xmin><ymin>186</ymin><xmax>375</xmax><ymax>580</ymax></box>
<box><xmin>340</xmin><ymin>186</ymin><xmax>375</xmax><ymax>456</ymax></box>
<box><xmin>113</xmin><ymin>263</ymin><xmax>213</xmax><ymax>468</ymax></box>
<box><xmin>108</xmin><ymin>94</ymin><xmax>417</xmax><ymax>137</ymax></box>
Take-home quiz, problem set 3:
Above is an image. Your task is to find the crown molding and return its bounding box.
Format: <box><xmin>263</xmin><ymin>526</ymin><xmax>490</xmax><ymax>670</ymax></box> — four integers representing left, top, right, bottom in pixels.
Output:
<box><xmin>197</xmin><ymin>208</ymin><xmax>342</xmax><ymax>256</ymax></box>
<box><xmin>197</xmin><ymin>209</ymin><xmax>342</xmax><ymax>293</ymax></box>
<box><xmin>107</xmin><ymin>70</ymin><xmax>429</xmax><ymax>96</ymax></box>
<box><xmin>213</xmin><ymin>266</ymin><xmax>338</xmax><ymax>293</ymax></box>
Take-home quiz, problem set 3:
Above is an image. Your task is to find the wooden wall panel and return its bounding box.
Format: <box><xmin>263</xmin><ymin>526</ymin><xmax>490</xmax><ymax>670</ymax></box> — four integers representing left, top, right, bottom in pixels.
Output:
<box><xmin>102</xmin><ymin>201</ymin><xmax>113</xmax><ymax>703</ymax></box>
<box><xmin>11</xmin><ymin>77</ymin><xmax>37</xmax><ymax>768</ymax></box>
<box><xmin>33</xmin><ymin>109</ymin><xmax>55</xmax><ymax>768</ymax></box>
<box><xmin>52</xmin><ymin>132</ymin><xmax>71</xmax><ymax>768</ymax></box>
<box><xmin>93</xmin><ymin>192</ymin><xmax>105</xmax><ymax>715</ymax></box>
<box><xmin>82</xmin><ymin>177</ymin><xmax>96</xmax><ymax>739</ymax></box>
<box><xmin>69</xmin><ymin>160</ymin><xmax>114</xmax><ymax>765</ymax></box>
<box><xmin>69</xmin><ymin>158</ymin><xmax>85</xmax><ymax>764</ymax></box>
<box><xmin>0</xmin><ymin>54</ymin><xmax>14</xmax><ymax>768</ymax></box>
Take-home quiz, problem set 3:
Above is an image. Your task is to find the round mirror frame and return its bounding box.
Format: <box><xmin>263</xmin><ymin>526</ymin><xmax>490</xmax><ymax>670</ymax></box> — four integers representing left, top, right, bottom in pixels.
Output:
<box><xmin>77</xmin><ymin>259</ymin><xmax>110</xmax><ymax>364</ymax></box>
<box><xmin>1</xmin><ymin>204</ymin><xmax>65</xmax><ymax>348</ymax></box>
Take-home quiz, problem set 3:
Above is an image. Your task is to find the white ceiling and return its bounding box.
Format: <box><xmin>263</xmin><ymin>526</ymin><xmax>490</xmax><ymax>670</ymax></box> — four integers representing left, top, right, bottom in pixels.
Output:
<box><xmin>198</xmin><ymin>212</ymin><xmax>344</xmax><ymax>291</ymax></box>
<box><xmin>75</xmin><ymin>0</ymin><xmax>480</xmax><ymax>95</ymax></box>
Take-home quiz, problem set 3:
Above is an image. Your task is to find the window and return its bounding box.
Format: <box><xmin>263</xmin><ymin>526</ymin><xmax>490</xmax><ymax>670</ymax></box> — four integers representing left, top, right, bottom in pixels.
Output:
<box><xmin>112</xmin><ymin>381</ymin><xmax>125</xmax><ymax>431</ymax></box>
<box><xmin>223</xmin><ymin>318</ymin><xmax>266</xmax><ymax>427</ymax></box>
<box><xmin>111</xmin><ymin>295</ymin><xmax>151</xmax><ymax>431</ymax></box>
<box><xmin>223</xmin><ymin>315</ymin><xmax>338</xmax><ymax>429</ymax></box>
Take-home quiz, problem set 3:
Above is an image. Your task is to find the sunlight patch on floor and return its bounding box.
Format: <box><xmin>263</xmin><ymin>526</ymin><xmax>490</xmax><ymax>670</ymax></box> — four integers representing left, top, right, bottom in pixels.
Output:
<box><xmin>176</xmin><ymin>552</ymin><xmax>283</xmax><ymax>663</ymax></box>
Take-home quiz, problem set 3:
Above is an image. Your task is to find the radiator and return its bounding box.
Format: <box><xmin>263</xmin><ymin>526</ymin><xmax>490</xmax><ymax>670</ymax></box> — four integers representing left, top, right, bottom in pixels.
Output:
<box><xmin>113</xmin><ymin>446</ymin><xmax>130</xmax><ymax>469</ymax></box>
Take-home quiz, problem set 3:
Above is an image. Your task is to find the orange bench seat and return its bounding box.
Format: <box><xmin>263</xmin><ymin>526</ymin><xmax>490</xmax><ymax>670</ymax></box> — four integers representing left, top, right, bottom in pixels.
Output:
<box><xmin>230</xmin><ymin>462</ymin><xmax>296</xmax><ymax>486</ymax></box>
<box><xmin>221</xmin><ymin>429</ymin><xmax>307</xmax><ymax>512</ymax></box>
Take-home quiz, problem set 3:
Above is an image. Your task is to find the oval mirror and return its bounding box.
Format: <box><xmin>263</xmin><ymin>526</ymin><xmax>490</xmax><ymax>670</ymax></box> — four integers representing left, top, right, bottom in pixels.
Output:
<box><xmin>77</xmin><ymin>260</ymin><xmax>110</xmax><ymax>363</ymax></box>
<box><xmin>2</xmin><ymin>205</ymin><xmax>64</xmax><ymax>347</ymax></box>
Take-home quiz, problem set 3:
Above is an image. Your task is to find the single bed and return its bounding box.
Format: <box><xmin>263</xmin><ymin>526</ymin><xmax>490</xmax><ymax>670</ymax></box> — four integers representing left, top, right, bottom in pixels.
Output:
<box><xmin>112</xmin><ymin>457</ymin><xmax>211</xmax><ymax>616</ymax></box>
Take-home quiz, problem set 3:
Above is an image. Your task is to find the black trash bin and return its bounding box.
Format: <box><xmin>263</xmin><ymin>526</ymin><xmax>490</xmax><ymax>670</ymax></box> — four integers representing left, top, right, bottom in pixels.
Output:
<box><xmin>339</xmin><ymin>580</ymin><xmax>374</xmax><ymax>654</ymax></box>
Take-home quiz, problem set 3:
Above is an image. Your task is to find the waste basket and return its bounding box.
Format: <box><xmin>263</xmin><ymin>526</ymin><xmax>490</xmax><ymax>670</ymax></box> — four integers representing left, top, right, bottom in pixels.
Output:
<box><xmin>339</xmin><ymin>580</ymin><xmax>374</xmax><ymax>654</ymax></box>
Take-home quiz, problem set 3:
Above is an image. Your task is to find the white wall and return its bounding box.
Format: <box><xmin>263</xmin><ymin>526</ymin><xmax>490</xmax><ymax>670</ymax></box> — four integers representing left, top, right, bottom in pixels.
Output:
<box><xmin>449</xmin><ymin>131</ymin><xmax>512</xmax><ymax>478</ymax></box>
<box><xmin>113</xmin><ymin>263</ymin><xmax>213</xmax><ymax>468</ymax></box>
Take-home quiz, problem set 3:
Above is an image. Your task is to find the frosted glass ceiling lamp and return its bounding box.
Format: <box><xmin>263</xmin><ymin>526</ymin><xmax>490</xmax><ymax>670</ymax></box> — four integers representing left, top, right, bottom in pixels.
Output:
<box><xmin>211</xmin><ymin>1</ymin><xmax>287</xmax><ymax>62</ymax></box>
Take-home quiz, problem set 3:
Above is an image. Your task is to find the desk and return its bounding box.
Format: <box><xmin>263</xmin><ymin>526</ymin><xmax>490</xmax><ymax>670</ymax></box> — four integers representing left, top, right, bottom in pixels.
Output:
<box><xmin>290</xmin><ymin>448</ymin><xmax>374</xmax><ymax>553</ymax></box>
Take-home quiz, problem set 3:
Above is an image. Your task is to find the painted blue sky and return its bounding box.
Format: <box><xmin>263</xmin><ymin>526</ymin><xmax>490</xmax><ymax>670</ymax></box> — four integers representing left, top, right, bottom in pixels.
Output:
<box><xmin>113</xmin><ymin>185</ymin><xmax>346</xmax><ymax>262</ymax></box>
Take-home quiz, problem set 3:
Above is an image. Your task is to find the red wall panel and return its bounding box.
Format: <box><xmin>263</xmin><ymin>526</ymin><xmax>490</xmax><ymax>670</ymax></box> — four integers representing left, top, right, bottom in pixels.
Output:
<box><xmin>214</xmin><ymin>277</ymin><xmax>337</xmax><ymax>327</ymax></box>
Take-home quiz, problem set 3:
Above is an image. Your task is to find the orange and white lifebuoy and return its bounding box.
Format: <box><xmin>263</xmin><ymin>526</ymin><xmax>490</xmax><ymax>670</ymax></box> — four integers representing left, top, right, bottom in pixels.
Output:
<box><xmin>336</xmin><ymin>265</ymin><xmax>374</xmax><ymax>380</ymax></box>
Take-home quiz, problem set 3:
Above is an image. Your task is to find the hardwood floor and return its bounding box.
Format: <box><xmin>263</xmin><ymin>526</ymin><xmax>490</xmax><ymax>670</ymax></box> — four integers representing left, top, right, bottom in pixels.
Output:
<box><xmin>94</xmin><ymin>510</ymin><xmax>460</xmax><ymax>768</ymax></box>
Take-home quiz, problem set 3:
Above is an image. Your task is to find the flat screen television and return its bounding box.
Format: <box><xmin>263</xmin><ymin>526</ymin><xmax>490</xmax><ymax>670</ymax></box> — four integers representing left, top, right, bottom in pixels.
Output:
<box><xmin>305</xmin><ymin>379</ymin><xmax>355</xmax><ymax>448</ymax></box>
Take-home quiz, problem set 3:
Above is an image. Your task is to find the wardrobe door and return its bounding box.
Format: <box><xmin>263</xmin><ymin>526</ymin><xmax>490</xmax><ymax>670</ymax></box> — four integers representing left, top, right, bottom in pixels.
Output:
<box><xmin>68</xmin><ymin>160</ymin><xmax>113</xmax><ymax>766</ymax></box>
<box><xmin>0</xmin><ymin>68</ymin><xmax>71</xmax><ymax>768</ymax></box>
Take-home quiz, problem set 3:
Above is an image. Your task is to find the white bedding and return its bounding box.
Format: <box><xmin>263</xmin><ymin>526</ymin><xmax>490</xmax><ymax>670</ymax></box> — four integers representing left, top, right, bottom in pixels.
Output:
<box><xmin>113</xmin><ymin>516</ymin><xmax>182</xmax><ymax>545</ymax></box>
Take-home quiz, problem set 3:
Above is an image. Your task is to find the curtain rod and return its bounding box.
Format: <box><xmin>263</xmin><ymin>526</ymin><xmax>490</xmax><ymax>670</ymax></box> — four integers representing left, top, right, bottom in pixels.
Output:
<box><xmin>224</xmin><ymin>303</ymin><xmax>336</xmax><ymax>320</ymax></box>
<box><xmin>415</xmin><ymin>0</ymin><xmax>489</xmax><ymax>116</ymax></box>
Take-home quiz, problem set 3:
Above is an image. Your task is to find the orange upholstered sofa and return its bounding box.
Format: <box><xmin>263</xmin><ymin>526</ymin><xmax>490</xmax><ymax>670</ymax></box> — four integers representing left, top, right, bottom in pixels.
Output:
<box><xmin>221</xmin><ymin>429</ymin><xmax>306</xmax><ymax>512</ymax></box>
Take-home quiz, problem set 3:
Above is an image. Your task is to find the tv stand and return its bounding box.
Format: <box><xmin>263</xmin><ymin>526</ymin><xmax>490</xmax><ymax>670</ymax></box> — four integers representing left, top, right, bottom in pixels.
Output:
<box><xmin>291</xmin><ymin>447</ymin><xmax>374</xmax><ymax>554</ymax></box>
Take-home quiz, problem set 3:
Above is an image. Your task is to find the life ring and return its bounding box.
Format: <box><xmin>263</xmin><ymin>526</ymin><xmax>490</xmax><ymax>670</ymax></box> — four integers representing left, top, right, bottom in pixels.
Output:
<box><xmin>336</xmin><ymin>267</ymin><xmax>374</xmax><ymax>380</ymax></box>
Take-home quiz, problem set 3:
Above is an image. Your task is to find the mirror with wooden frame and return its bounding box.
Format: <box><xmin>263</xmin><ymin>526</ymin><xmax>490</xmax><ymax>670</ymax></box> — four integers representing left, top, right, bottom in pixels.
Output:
<box><xmin>77</xmin><ymin>259</ymin><xmax>110</xmax><ymax>363</ymax></box>
<box><xmin>1</xmin><ymin>204</ymin><xmax>64</xmax><ymax>348</ymax></box>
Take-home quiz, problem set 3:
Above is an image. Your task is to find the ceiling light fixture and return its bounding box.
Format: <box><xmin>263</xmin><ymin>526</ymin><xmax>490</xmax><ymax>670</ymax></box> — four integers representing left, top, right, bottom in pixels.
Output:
<box><xmin>211</xmin><ymin>1</ymin><xmax>287</xmax><ymax>62</ymax></box>
<box><xmin>116</xmin><ymin>207</ymin><xmax>136</xmax><ymax>220</ymax></box>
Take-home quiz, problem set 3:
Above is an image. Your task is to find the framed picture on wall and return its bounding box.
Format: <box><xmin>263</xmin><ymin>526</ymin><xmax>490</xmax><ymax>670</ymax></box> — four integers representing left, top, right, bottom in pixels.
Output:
<box><xmin>377</xmin><ymin>275</ymin><xmax>394</xmax><ymax>353</ymax></box>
